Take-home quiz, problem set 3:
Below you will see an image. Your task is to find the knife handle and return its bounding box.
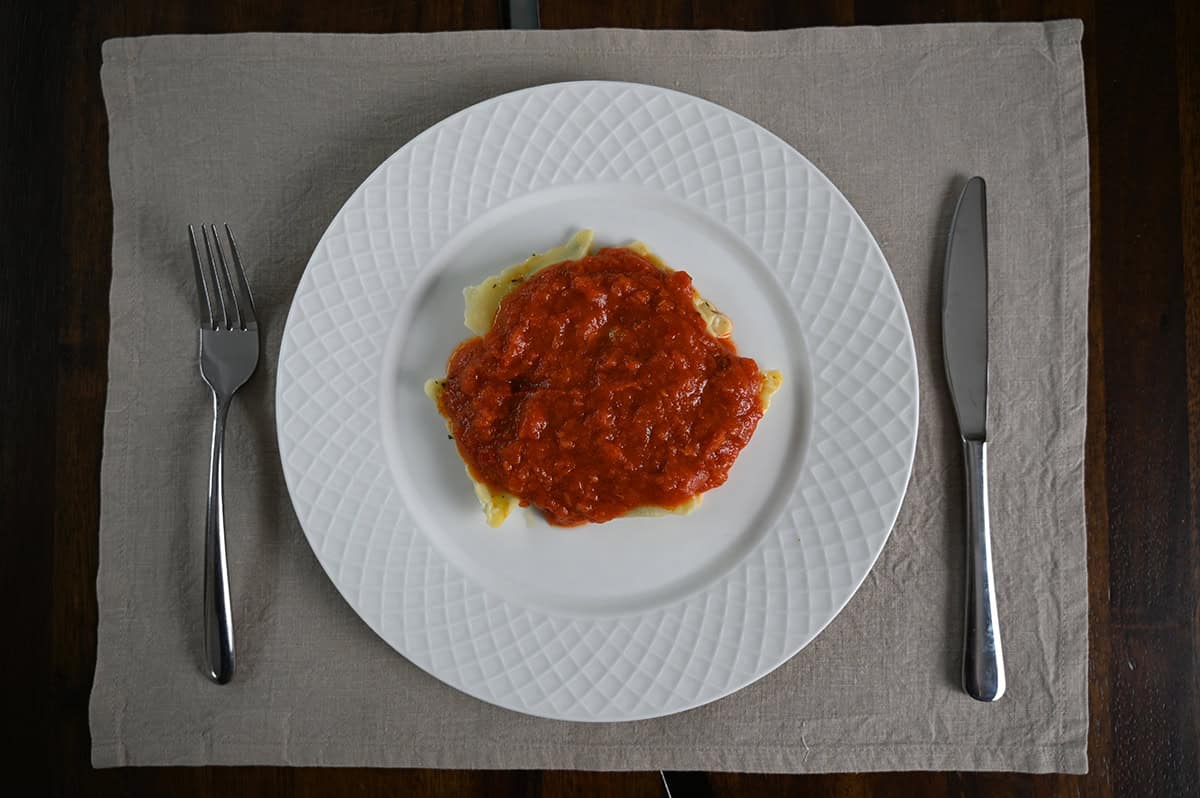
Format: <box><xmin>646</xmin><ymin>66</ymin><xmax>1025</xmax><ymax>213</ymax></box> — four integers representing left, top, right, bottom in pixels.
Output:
<box><xmin>962</xmin><ymin>439</ymin><xmax>1005</xmax><ymax>702</ymax></box>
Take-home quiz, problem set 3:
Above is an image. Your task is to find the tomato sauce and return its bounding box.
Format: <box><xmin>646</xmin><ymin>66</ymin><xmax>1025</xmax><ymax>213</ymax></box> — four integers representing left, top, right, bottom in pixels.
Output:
<box><xmin>437</xmin><ymin>247</ymin><xmax>766</xmax><ymax>526</ymax></box>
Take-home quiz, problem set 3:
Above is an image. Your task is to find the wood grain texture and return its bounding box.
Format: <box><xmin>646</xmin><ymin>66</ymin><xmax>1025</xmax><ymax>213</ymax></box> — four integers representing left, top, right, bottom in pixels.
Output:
<box><xmin>1</xmin><ymin>0</ymin><xmax>1197</xmax><ymax>795</ymax></box>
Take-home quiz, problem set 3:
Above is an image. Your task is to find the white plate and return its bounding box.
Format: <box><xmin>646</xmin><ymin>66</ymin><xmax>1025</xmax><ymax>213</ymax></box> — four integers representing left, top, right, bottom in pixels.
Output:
<box><xmin>276</xmin><ymin>81</ymin><xmax>918</xmax><ymax>721</ymax></box>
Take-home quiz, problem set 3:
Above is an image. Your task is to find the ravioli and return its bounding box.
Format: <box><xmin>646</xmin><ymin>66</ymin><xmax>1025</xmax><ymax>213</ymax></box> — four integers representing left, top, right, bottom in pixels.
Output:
<box><xmin>426</xmin><ymin>231</ymin><xmax>782</xmax><ymax>527</ymax></box>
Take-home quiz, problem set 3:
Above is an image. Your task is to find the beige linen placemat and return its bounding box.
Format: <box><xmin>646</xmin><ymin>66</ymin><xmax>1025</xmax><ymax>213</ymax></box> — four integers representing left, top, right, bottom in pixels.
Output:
<box><xmin>92</xmin><ymin>21</ymin><xmax>1089</xmax><ymax>772</ymax></box>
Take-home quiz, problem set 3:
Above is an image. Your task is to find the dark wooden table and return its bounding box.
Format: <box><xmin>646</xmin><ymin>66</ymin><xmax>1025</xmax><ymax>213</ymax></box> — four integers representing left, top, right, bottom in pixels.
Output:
<box><xmin>3</xmin><ymin>1</ymin><xmax>1197</xmax><ymax>795</ymax></box>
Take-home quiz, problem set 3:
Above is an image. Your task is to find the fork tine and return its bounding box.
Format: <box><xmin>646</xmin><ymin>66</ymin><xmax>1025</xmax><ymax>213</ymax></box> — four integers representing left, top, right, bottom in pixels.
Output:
<box><xmin>209</xmin><ymin>224</ymin><xmax>244</xmax><ymax>331</ymax></box>
<box><xmin>223</xmin><ymin>225</ymin><xmax>257</xmax><ymax>330</ymax></box>
<box><xmin>189</xmin><ymin>225</ymin><xmax>216</xmax><ymax>329</ymax></box>
<box><xmin>202</xmin><ymin>225</ymin><xmax>232</xmax><ymax>329</ymax></box>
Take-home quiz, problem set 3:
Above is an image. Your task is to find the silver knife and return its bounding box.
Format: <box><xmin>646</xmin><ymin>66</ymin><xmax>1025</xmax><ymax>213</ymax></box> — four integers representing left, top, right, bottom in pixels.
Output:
<box><xmin>943</xmin><ymin>176</ymin><xmax>1006</xmax><ymax>702</ymax></box>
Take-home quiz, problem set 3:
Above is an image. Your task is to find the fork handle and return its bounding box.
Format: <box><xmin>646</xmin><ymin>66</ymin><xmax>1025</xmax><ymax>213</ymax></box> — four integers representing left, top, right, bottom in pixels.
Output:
<box><xmin>204</xmin><ymin>394</ymin><xmax>235</xmax><ymax>684</ymax></box>
<box><xmin>961</xmin><ymin>439</ymin><xmax>1005</xmax><ymax>701</ymax></box>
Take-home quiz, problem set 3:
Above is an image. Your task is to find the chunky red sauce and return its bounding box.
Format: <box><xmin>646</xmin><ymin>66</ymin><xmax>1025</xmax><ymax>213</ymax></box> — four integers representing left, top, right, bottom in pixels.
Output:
<box><xmin>438</xmin><ymin>247</ymin><xmax>766</xmax><ymax>526</ymax></box>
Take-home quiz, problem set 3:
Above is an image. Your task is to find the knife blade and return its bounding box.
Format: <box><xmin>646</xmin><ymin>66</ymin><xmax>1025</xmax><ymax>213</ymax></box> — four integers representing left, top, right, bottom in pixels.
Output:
<box><xmin>942</xmin><ymin>176</ymin><xmax>1006</xmax><ymax>702</ymax></box>
<box><xmin>943</xmin><ymin>177</ymin><xmax>989</xmax><ymax>440</ymax></box>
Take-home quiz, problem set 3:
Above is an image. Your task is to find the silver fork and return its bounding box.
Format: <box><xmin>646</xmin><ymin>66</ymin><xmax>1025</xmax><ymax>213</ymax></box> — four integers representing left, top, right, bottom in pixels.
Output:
<box><xmin>188</xmin><ymin>224</ymin><xmax>259</xmax><ymax>684</ymax></box>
